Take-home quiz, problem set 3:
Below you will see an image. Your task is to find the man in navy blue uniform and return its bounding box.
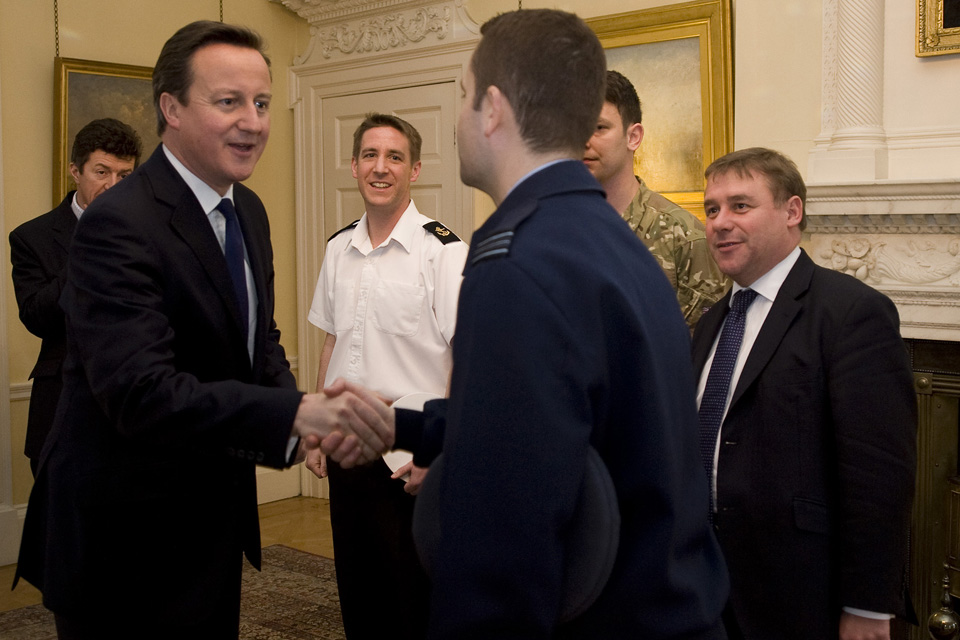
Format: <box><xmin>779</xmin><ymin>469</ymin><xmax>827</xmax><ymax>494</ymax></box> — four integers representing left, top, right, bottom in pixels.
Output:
<box><xmin>330</xmin><ymin>9</ymin><xmax>730</xmax><ymax>639</ymax></box>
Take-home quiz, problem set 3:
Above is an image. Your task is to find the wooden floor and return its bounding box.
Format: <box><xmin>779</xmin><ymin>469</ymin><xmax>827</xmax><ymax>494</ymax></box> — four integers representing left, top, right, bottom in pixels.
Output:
<box><xmin>0</xmin><ymin>496</ymin><xmax>333</xmax><ymax>613</ymax></box>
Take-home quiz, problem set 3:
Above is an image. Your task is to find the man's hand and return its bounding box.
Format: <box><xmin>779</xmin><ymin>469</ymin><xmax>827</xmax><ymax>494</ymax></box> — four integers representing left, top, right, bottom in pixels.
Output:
<box><xmin>839</xmin><ymin>612</ymin><xmax>890</xmax><ymax>640</ymax></box>
<box><xmin>304</xmin><ymin>449</ymin><xmax>327</xmax><ymax>478</ymax></box>
<box><xmin>292</xmin><ymin>378</ymin><xmax>395</xmax><ymax>467</ymax></box>
<box><xmin>391</xmin><ymin>461</ymin><xmax>429</xmax><ymax>495</ymax></box>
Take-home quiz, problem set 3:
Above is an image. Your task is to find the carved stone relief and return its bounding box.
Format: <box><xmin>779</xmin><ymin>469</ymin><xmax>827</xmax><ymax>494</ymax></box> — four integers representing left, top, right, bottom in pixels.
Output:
<box><xmin>812</xmin><ymin>235</ymin><xmax>960</xmax><ymax>286</ymax></box>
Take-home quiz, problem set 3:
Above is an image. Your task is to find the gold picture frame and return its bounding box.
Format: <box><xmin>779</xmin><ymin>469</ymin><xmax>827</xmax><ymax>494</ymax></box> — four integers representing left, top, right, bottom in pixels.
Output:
<box><xmin>54</xmin><ymin>57</ymin><xmax>160</xmax><ymax>206</ymax></box>
<box><xmin>586</xmin><ymin>0</ymin><xmax>733</xmax><ymax>220</ymax></box>
<box><xmin>917</xmin><ymin>0</ymin><xmax>960</xmax><ymax>56</ymax></box>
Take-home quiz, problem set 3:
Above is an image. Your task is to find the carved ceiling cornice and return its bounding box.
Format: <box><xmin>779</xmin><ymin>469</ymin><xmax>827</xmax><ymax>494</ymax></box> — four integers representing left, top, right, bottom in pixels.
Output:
<box><xmin>270</xmin><ymin>0</ymin><xmax>477</xmax><ymax>64</ymax></box>
<box><xmin>270</xmin><ymin>0</ymin><xmax>451</xmax><ymax>25</ymax></box>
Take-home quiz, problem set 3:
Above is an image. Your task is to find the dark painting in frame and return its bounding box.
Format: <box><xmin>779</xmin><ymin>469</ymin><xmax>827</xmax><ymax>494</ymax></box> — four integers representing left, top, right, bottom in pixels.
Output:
<box><xmin>53</xmin><ymin>57</ymin><xmax>161</xmax><ymax>206</ymax></box>
<box><xmin>586</xmin><ymin>0</ymin><xmax>733</xmax><ymax>220</ymax></box>
<box><xmin>918</xmin><ymin>0</ymin><xmax>960</xmax><ymax>56</ymax></box>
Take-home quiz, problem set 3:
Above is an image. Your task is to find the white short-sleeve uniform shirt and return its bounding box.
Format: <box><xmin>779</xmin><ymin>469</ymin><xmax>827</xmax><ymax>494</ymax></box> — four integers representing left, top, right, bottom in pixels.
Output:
<box><xmin>308</xmin><ymin>200</ymin><xmax>468</xmax><ymax>401</ymax></box>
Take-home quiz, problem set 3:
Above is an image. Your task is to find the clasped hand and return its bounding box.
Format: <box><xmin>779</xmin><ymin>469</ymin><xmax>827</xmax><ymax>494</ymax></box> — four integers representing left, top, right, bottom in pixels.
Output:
<box><xmin>293</xmin><ymin>378</ymin><xmax>394</xmax><ymax>468</ymax></box>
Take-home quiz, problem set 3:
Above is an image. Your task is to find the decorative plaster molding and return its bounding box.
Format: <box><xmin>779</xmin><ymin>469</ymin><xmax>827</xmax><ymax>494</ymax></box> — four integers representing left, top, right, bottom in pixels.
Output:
<box><xmin>806</xmin><ymin>215</ymin><xmax>960</xmax><ymax>234</ymax></box>
<box><xmin>274</xmin><ymin>0</ymin><xmax>477</xmax><ymax>66</ymax></box>
<box><xmin>271</xmin><ymin>0</ymin><xmax>435</xmax><ymax>24</ymax></box>
<box><xmin>811</xmin><ymin>234</ymin><xmax>960</xmax><ymax>285</ymax></box>
<box><xmin>315</xmin><ymin>6</ymin><xmax>451</xmax><ymax>58</ymax></box>
<box><xmin>820</xmin><ymin>0</ymin><xmax>838</xmax><ymax>135</ymax></box>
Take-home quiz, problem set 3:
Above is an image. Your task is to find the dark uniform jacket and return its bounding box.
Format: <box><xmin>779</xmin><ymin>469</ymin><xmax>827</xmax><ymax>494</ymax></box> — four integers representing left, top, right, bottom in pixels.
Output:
<box><xmin>402</xmin><ymin>160</ymin><xmax>729</xmax><ymax>639</ymax></box>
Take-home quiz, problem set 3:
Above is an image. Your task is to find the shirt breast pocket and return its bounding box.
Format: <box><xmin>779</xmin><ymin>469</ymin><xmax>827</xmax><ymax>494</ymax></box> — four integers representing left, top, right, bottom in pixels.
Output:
<box><xmin>371</xmin><ymin>281</ymin><xmax>425</xmax><ymax>337</ymax></box>
<box><xmin>333</xmin><ymin>281</ymin><xmax>356</xmax><ymax>332</ymax></box>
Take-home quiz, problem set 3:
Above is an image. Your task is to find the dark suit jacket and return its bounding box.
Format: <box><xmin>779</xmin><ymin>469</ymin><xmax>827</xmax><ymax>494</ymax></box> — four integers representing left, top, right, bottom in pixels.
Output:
<box><xmin>16</xmin><ymin>146</ymin><xmax>304</xmax><ymax>625</ymax></box>
<box><xmin>691</xmin><ymin>249</ymin><xmax>916</xmax><ymax>639</ymax></box>
<box><xmin>9</xmin><ymin>192</ymin><xmax>76</xmax><ymax>462</ymax></box>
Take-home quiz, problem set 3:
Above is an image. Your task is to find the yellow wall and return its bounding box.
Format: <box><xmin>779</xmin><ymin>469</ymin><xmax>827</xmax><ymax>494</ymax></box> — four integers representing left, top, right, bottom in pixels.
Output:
<box><xmin>1</xmin><ymin>0</ymin><xmax>309</xmax><ymax>503</ymax></box>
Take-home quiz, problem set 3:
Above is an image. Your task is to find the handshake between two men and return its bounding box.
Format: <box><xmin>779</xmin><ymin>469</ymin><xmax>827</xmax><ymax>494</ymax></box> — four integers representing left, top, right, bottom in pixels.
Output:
<box><xmin>293</xmin><ymin>378</ymin><xmax>397</xmax><ymax>468</ymax></box>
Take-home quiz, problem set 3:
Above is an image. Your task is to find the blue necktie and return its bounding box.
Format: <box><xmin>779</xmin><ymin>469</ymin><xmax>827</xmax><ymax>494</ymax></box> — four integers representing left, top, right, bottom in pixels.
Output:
<box><xmin>219</xmin><ymin>198</ymin><xmax>248</xmax><ymax>338</ymax></box>
<box><xmin>698</xmin><ymin>288</ymin><xmax>758</xmax><ymax>517</ymax></box>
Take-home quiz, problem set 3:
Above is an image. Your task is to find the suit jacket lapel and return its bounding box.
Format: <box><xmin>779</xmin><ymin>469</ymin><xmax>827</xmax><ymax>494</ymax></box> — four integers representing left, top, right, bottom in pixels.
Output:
<box><xmin>729</xmin><ymin>250</ymin><xmax>814</xmax><ymax>407</ymax></box>
<box><xmin>232</xmin><ymin>191</ymin><xmax>269</xmax><ymax>371</ymax></box>
<box><xmin>692</xmin><ymin>289</ymin><xmax>731</xmax><ymax>374</ymax></box>
<box><xmin>51</xmin><ymin>195</ymin><xmax>77</xmax><ymax>254</ymax></box>
<box><xmin>145</xmin><ymin>148</ymin><xmax>250</xmax><ymax>340</ymax></box>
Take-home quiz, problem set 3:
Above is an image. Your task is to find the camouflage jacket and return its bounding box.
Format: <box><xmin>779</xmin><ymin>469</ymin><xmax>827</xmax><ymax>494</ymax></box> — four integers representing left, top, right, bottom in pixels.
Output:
<box><xmin>621</xmin><ymin>177</ymin><xmax>729</xmax><ymax>331</ymax></box>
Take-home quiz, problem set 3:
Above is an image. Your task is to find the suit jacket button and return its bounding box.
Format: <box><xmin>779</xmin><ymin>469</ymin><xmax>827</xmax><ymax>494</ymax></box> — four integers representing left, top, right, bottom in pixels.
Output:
<box><xmin>256</xmin><ymin>452</ymin><xmax>265</xmax><ymax>463</ymax></box>
<box><xmin>247</xmin><ymin>451</ymin><xmax>256</xmax><ymax>461</ymax></box>
<box><xmin>237</xmin><ymin>449</ymin><xmax>246</xmax><ymax>459</ymax></box>
<box><xmin>227</xmin><ymin>447</ymin><xmax>236</xmax><ymax>457</ymax></box>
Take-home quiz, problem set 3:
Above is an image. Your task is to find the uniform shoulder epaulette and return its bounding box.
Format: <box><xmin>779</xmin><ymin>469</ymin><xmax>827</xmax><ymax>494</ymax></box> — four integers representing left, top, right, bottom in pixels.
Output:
<box><xmin>471</xmin><ymin>230</ymin><xmax>514</xmax><ymax>265</ymax></box>
<box><xmin>469</xmin><ymin>198</ymin><xmax>538</xmax><ymax>266</ymax></box>
<box><xmin>423</xmin><ymin>221</ymin><xmax>461</xmax><ymax>244</ymax></box>
<box><xmin>328</xmin><ymin>219</ymin><xmax>360</xmax><ymax>243</ymax></box>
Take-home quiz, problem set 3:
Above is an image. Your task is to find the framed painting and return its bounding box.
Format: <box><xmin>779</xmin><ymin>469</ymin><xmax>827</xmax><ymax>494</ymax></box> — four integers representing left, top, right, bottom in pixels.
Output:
<box><xmin>586</xmin><ymin>0</ymin><xmax>733</xmax><ymax>220</ymax></box>
<box><xmin>53</xmin><ymin>57</ymin><xmax>161</xmax><ymax>206</ymax></box>
<box><xmin>917</xmin><ymin>0</ymin><xmax>960</xmax><ymax>56</ymax></box>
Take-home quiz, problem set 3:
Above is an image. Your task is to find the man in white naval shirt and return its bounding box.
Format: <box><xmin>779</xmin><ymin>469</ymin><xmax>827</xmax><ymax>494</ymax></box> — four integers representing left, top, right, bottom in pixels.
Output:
<box><xmin>306</xmin><ymin>112</ymin><xmax>468</xmax><ymax>640</ymax></box>
<box><xmin>691</xmin><ymin>147</ymin><xmax>916</xmax><ymax>640</ymax></box>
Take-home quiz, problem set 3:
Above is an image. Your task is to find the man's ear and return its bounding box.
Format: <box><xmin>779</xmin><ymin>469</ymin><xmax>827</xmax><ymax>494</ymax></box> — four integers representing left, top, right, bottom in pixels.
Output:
<box><xmin>68</xmin><ymin>162</ymin><xmax>82</xmax><ymax>184</ymax></box>
<box><xmin>626</xmin><ymin>123</ymin><xmax>644</xmax><ymax>153</ymax></box>
<box><xmin>409</xmin><ymin>160</ymin><xmax>422</xmax><ymax>183</ymax></box>
<box><xmin>159</xmin><ymin>93</ymin><xmax>181</xmax><ymax>131</ymax></box>
<box><xmin>483</xmin><ymin>85</ymin><xmax>505</xmax><ymax>137</ymax></box>
<box><xmin>784</xmin><ymin>195</ymin><xmax>804</xmax><ymax>228</ymax></box>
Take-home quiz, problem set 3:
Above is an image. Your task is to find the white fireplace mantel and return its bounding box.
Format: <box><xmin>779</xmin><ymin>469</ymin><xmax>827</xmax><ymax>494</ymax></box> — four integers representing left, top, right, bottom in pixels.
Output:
<box><xmin>805</xmin><ymin>180</ymin><xmax>960</xmax><ymax>342</ymax></box>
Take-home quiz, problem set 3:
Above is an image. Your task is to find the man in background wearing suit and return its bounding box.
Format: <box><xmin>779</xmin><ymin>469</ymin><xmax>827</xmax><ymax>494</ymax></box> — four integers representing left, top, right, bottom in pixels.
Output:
<box><xmin>693</xmin><ymin>147</ymin><xmax>916</xmax><ymax>640</ymax></box>
<box><xmin>9</xmin><ymin>117</ymin><xmax>141</xmax><ymax>477</ymax></box>
<box><xmin>15</xmin><ymin>21</ymin><xmax>393</xmax><ymax>638</ymax></box>
<box><xmin>583</xmin><ymin>70</ymin><xmax>728</xmax><ymax>331</ymax></box>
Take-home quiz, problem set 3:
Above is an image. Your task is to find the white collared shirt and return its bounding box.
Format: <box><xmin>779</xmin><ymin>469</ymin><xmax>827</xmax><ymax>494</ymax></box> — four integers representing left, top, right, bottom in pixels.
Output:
<box><xmin>308</xmin><ymin>200</ymin><xmax>468</xmax><ymax>401</ymax></box>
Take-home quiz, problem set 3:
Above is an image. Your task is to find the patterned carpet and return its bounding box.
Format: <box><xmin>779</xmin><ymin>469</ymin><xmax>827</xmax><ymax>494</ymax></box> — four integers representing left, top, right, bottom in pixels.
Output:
<box><xmin>0</xmin><ymin>545</ymin><xmax>346</xmax><ymax>639</ymax></box>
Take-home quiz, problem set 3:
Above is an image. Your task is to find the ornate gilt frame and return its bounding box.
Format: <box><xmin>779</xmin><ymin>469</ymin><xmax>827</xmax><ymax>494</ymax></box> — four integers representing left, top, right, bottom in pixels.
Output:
<box><xmin>53</xmin><ymin>57</ymin><xmax>158</xmax><ymax>206</ymax></box>
<box><xmin>586</xmin><ymin>0</ymin><xmax>733</xmax><ymax>218</ymax></box>
<box><xmin>917</xmin><ymin>0</ymin><xmax>960</xmax><ymax>56</ymax></box>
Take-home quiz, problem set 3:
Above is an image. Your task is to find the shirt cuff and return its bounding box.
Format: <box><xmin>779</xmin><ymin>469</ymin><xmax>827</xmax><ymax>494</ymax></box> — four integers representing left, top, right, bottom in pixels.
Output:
<box><xmin>842</xmin><ymin>607</ymin><xmax>894</xmax><ymax>620</ymax></box>
<box><xmin>285</xmin><ymin>436</ymin><xmax>300</xmax><ymax>465</ymax></box>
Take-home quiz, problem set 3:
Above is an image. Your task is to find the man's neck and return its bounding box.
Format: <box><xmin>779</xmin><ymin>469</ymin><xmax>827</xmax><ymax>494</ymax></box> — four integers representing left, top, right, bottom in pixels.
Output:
<box><xmin>490</xmin><ymin>150</ymin><xmax>578</xmax><ymax>206</ymax></box>
<box><xmin>365</xmin><ymin>201</ymin><xmax>408</xmax><ymax>248</ymax></box>
<box><xmin>603</xmin><ymin>169</ymin><xmax>642</xmax><ymax>215</ymax></box>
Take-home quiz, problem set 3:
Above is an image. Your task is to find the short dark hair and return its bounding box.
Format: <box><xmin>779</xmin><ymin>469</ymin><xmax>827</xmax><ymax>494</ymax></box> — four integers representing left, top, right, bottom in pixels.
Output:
<box><xmin>605</xmin><ymin>70</ymin><xmax>642</xmax><ymax>128</ymax></box>
<box><xmin>472</xmin><ymin>10</ymin><xmax>606</xmax><ymax>154</ymax></box>
<box><xmin>153</xmin><ymin>20</ymin><xmax>270</xmax><ymax>136</ymax></box>
<box><xmin>352</xmin><ymin>113</ymin><xmax>423</xmax><ymax>164</ymax></box>
<box><xmin>705</xmin><ymin>147</ymin><xmax>808</xmax><ymax>230</ymax></box>
<box><xmin>70</xmin><ymin>118</ymin><xmax>142</xmax><ymax>171</ymax></box>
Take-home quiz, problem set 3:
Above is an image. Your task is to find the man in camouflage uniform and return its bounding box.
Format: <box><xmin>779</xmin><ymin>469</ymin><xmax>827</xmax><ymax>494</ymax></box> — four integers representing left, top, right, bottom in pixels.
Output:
<box><xmin>584</xmin><ymin>70</ymin><xmax>728</xmax><ymax>330</ymax></box>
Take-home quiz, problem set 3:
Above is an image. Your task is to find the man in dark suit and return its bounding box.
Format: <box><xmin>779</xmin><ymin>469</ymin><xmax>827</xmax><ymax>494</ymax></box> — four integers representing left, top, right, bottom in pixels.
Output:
<box><xmin>693</xmin><ymin>147</ymin><xmax>916</xmax><ymax>640</ymax></box>
<box><xmin>9</xmin><ymin>117</ymin><xmax>141</xmax><ymax>477</ymax></box>
<box><xmin>15</xmin><ymin>21</ymin><xmax>393</xmax><ymax>638</ymax></box>
<box><xmin>343</xmin><ymin>10</ymin><xmax>729</xmax><ymax>638</ymax></box>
